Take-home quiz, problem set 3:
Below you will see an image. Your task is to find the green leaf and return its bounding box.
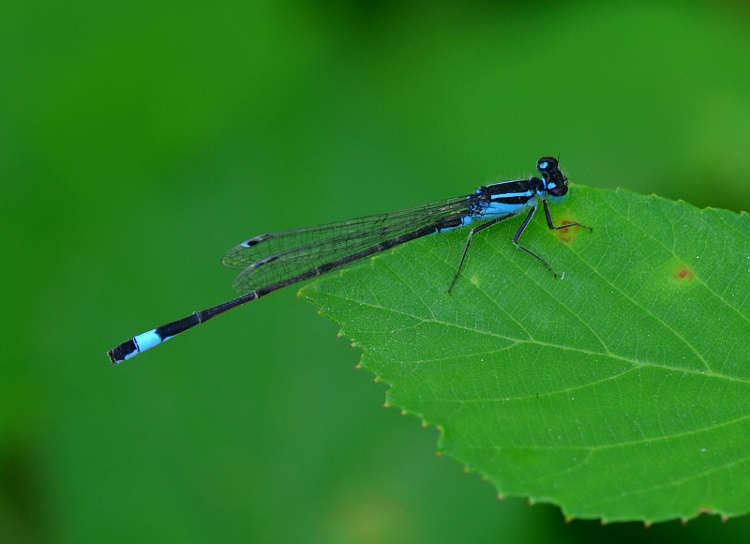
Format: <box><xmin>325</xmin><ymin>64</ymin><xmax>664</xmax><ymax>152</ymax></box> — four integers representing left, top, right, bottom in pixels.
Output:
<box><xmin>301</xmin><ymin>186</ymin><xmax>750</xmax><ymax>524</ymax></box>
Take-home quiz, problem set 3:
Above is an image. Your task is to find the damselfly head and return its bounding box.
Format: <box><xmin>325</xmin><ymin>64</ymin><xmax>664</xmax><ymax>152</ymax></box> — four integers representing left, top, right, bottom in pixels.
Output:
<box><xmin>537</xmin><ymin>156</ymin><xmax>569</xmax><ymax>200</ymax></box>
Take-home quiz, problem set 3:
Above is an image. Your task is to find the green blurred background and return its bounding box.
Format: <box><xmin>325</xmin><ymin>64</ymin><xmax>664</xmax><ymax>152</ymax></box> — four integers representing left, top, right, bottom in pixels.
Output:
<box><xmin>4</xmin><ymin>1</ymin><xmax>750</xmax><ymax>542</ymax></box>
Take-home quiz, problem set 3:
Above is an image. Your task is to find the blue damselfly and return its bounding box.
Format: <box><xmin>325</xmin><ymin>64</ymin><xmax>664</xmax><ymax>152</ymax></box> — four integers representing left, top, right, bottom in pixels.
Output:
<box><xmin>108</xmin><ymin>157</ymin><xmax>589</xmax><ymax>365</ymax></box>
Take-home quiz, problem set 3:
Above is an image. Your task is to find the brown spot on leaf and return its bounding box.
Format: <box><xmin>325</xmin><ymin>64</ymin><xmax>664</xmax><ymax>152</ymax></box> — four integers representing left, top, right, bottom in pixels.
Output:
<box><xmin>553</xmin><ymin>218</ymin><xmax>583</xmax><ymax>244</ymax></box>
<box><xmin>673</xmin><ymin>263</ymin><xmax>696</xmax><ymax>284</ymax></box>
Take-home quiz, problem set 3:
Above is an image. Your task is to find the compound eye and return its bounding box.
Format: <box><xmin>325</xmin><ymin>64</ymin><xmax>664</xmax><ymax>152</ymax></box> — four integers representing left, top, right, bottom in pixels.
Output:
<box><xmin>549</xmin><ymin>184</ymin><xmax>568</xmax><ymax>198</ymax></box>
<box><xmin>537</xmin><ymin>156</ymin><xmax>558</xmax><ymax>177</ymax></box>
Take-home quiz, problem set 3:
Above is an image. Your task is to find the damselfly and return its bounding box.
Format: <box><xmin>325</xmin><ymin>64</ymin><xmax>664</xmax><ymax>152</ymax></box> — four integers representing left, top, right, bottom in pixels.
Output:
<box><xmin>108</xmin><ymin>157</ymin><xmax>590</xmax><ymax>365</ymax></box>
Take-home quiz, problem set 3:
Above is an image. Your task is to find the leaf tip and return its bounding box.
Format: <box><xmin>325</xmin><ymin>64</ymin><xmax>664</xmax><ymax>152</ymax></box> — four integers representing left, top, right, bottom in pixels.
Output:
<box><xmin>643</xmin><ymin>521</ymin><xmax>652</xmax><ymax>529</ymax></box>
<box><xmin>496</xmin><ymin>493</ymin><xmax>505</xmax><ymax>501</ymax></box>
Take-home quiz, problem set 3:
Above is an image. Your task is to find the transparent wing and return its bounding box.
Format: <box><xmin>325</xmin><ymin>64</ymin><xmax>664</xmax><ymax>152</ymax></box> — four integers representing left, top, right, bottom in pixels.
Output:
<box><xmin>222</xmin><ymin>195</ymin><xmax>474</xmax><ymax>294</ymax></box>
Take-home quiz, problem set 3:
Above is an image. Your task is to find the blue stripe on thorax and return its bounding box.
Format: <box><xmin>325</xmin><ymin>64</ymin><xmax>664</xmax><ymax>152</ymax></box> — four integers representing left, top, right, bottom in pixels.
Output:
<box><xmin>482</xmin><ymin>196</ymin><xmax>535</xmax><ymax>219</ymax></box>
<box><xmin>436</xmin><ymin>181</ymin><xmax>539</xmax><ymax>234</ymax></box>
<box><xmin>482</xmin><ymin>179</ymin><xmax>536</xmax><ymax>217</ymax></box>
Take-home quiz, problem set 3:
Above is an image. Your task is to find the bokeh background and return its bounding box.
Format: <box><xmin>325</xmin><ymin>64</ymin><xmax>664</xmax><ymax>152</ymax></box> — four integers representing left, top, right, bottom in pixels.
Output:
<box><xmin>4</xmin><ymin>1</ymin><xmax>750</xmax><ymax>542</ymax></box>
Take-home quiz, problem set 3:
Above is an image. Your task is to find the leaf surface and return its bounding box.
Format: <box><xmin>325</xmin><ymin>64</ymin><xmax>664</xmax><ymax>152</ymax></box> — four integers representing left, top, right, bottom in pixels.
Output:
<box><xmin>302</xmin><ymin>186</ymin><xmax>750</xmax><ymax>523</ymax></box>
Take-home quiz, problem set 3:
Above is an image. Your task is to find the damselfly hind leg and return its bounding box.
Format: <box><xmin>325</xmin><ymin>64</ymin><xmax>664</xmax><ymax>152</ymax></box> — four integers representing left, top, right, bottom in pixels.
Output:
<box><xmin>447</xmin><ymin>213</ymin><xmax>520</xmax><ymax>293</ymax></box>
